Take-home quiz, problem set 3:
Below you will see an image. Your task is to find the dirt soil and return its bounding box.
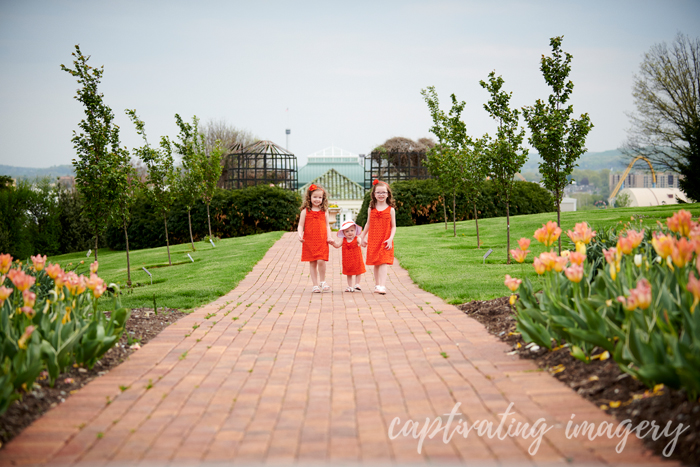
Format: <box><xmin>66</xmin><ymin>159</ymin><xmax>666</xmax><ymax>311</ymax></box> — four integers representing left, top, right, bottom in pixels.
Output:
<box><xmin>458</xmin><ymin>297</ymin><xmax>700</xmax><ymax>466</ymax></box>
<box><xmin>0</xmin><ymin>308</ymin><xmax>188</xmax><ymax>448</ymax></box>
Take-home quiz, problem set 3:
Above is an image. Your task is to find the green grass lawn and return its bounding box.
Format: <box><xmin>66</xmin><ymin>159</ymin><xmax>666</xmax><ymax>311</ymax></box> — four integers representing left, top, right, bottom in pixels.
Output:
<box><xmin>48</xmin><ymin>231</ymin><xmax>284</xmax><ymax>311</ymax></box>
<box><xmin>394</xmin><ymin>204</ymin><xmax>700</xmax><ymax>305</ymax></box>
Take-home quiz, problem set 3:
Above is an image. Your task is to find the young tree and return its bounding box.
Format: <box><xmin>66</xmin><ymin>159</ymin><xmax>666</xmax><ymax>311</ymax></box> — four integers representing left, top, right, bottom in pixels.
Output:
<box><xmin>625</xmin><ymin>32</ymin><xmax>700</xmax><ymax>202</ymax></box>
<box><xmin>61</xmin><ymin>45</ymin><xmax>131</xmax><ymax>260</ymax></box>
<box><xmin>200</xmin><ymin>141</ymin><xmax>224</xmax><ymax>239</ymax></box>
<box><xmin>127</xmin><ymin>110</ymin><xmax>176</xmax><ymax>266</ymax></box>
<box><xmin>480</xmin><ymin>72</ymin><xmax>529</xmax><ymax>262</ymax></box>
<box><xmin>114</xmin><ymin>164</ymin><xmax>140</xmax><ymax>287</ymax></box>
<box><xmin>523</xmin><ymin>36</ymin><xmax>593</xmax><ymax>253</ymax></box>
<box><xmin>169</xmin><ymin>114</ymin><xmax>205</xmax><ymax>250</ymax></box>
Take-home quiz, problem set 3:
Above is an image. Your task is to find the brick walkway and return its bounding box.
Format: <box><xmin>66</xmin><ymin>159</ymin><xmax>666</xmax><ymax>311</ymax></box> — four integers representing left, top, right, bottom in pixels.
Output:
<box><xmin>1</xmin><ymin>233</ymin><xmax>677</xmax><ymax>466</ymax></box>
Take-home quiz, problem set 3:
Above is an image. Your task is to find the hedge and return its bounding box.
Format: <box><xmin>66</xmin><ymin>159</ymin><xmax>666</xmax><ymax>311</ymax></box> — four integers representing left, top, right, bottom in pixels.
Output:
<box><xmin>356</xmin><ymin>179</ymin><xmax>555</xmax><ymax>227</ymax></box>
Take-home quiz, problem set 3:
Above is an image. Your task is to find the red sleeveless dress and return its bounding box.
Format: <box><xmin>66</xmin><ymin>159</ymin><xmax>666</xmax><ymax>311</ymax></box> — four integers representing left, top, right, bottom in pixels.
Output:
<box><xmin>301</xmin><ymin>209</ymin><xmax>329</xmax><ymax>262</ymax></box>
<box><xmin>366</xmin><ymin>207</ymin><xmax>394</xmax><ymax>266</ymax></box>
<box><xmin>341</xmin><ymin>237</ymin><xmax>366</xmax><ymax>276</ymax></box>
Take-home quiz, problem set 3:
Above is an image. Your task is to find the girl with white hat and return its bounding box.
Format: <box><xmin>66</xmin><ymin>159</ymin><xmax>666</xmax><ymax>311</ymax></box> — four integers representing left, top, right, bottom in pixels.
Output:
<box><xmin>332</xmin><ymin>220</ymin><xmax>366</xmax><ymax>292</ymax></box>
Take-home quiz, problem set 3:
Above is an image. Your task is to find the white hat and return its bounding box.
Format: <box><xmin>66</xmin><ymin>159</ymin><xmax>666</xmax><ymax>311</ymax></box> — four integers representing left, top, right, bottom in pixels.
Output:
<box><xmin>337</xmin><ymin>220</ymin><xmax>362</xmax><ymax>238</ymax></box>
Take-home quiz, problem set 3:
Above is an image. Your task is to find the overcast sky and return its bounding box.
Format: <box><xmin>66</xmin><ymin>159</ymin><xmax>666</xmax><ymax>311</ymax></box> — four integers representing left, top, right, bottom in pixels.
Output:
<box><xmin>1</xmin><ymin>0</ymin><xmax>699</xmax><ymax>168</ymax></box>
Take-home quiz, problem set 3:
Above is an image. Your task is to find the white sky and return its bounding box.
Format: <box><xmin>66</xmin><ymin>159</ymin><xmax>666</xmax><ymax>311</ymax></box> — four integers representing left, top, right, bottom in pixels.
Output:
<box><xmin>1</xmin><ymin>0</ymin><xmax>699</xmax><ymax>168</ymax></box>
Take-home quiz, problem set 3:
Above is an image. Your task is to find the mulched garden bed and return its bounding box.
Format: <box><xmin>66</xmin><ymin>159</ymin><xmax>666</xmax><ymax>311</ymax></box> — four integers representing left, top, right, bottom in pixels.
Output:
<box><xmin>0</xmin><ymin>308</ymin><xmax>188</xmax><ymax>448</ymax></box>
<box><xmin>458</xmin><ymin>297</ymin><xmax>700</xmax><ymax>466</ymax></box>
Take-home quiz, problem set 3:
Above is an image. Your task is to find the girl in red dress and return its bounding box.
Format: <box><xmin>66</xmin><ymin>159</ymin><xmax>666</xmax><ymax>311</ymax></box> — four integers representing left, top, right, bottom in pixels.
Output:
<box><xmin>332</xmin><ymin>220</ymin><xmax>366</xmax><ymax>292</ymax></box>
<box><xmin>360</xmin><ymin>180</ymin><xmax>396</xmax><ymax>295</ymax></box>
<box><xmin>297</xmin><ymin>184</ymin><xmax>333</xmax><ymax>293</ymax></box>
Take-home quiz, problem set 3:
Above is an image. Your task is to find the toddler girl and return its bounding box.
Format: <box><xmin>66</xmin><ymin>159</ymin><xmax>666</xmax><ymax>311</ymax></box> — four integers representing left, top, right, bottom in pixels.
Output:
<box><xmin>297</xmin><ymin>184</ymin><xmax>333</xmax><ymax>293</ymax></box>
<box><xmin>360</xmin><ymin>180</ymin><xmax>396</xmax><ymax>294</ymax></box>
<box><xmin>332</xmin><ymin>220</ymin><xmax>366</xmax><ymax>292</ymax></box>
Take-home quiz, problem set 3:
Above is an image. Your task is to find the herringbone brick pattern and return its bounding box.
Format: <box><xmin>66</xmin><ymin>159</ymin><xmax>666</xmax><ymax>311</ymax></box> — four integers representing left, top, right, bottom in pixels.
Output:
<box><xmin>0</xmin><ymin>233</ymin><xmax>676</xmax><ymax>466</ymax></box>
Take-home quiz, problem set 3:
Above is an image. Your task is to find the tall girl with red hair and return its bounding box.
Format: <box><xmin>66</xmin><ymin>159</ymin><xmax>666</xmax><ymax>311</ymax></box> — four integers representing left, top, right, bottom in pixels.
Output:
<box><xmin>298</xmin><ymin>184</ymin><xmax>334</xmax><ymax>293</ymax></box>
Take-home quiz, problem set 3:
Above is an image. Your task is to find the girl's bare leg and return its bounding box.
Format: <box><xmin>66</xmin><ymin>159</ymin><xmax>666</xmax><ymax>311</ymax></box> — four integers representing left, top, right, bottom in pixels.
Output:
<box><xmin>347</xmin><ymin>275</ymin><xmax>354</xmax><ymax>288</ymax></box>
<box><xmin>309</xmin><ymin>261</ymin><xmax>318</xmax><ymax>285</ymax></box>
<box><xmin>318</xmin><ymin>260</ymin><xmax>326</xmax><ymax>283</ymax></box>
<box><xmin>355</xmin><ymin>275</ymin><xmax>361</xmax><ymax>288</ymax></box>
<box><xmin>375</xmin><ymin>264</ymin><xmax>388</xmax><ymax>287</ymax></box>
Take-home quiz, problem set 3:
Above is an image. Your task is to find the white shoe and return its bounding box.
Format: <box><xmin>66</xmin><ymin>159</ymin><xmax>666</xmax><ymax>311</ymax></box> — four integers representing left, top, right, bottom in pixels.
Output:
<box><xmin>374</xmin><ymin>285</ymin><xmax>387</xmax><ymax>295</ymax></box>
<box><xmin>320</xmin><ymin>281</ymin><xmax>330</xmax><ymax>292</ymax></box>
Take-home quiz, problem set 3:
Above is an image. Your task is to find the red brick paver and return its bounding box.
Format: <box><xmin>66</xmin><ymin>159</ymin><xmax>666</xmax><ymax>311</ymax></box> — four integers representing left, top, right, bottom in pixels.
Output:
<box><xmin>0</xmin><ymin>233</ymin><xmax>679</xmax><ymax>466</ymax></box>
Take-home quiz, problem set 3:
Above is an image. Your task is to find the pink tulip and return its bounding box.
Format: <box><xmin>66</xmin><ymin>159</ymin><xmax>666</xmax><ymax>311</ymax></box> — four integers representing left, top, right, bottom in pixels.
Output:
<box><xmin>517</xmin><ymin>238</ymin><xmax>531</xmax><ymax>251</ymax></box>
<box><xmin>671</xmin><ymin>237</ymin><xmax>695</xmax><ymax>268</ymax></box>
<box><xmin>18</xmin><ymin>325</ymin><xmax>35</xmax><ymax>349</ymax></box>
<box><xmin>22</xmin><ymin>290</ymin><xmax>36</xmax><ymax>308</ymax></box>
<box><xmin>534</xmin><ymin>221</ymin><xmax>562</xmax><ymax>247</ymax></box>
<box><xmin>510</xmin><ymin>248</ymin><xmax>529</xmax><ymax>263</ymax></box>
<box><xmin>30</xmin><ymin>255</ymin><xmax>47</xmax><ymax>272</ymax></box>
<box><xmin>9</xmin><ymin>270</ymin><xmax>35</xmax><ymax>292</ymax></box>
<box><xmin>89</xmin><ymin>261</ymin><xmax>98</xmax><ymax>275</ymax></box>
<box><xmin>667</xmin><ymin>210</ymin><xmax>693</xmax><ymax>237</ymax></box>
<box><xmin>533</xmin><ymin>257</ymin><xmax>546</xmax><ymax>275</ymax></box>
<box><xmin>568</xmin><ymin>251</ymin><xmax>586</xmax><ymax>266</ymax></box>
<box><xmin>0</xmin><ymin>254</ymin><xmax>12</xmax><ymax>274</ymax></box>
<box><xmin>504</xmin><ymin>274</ymin><xmax>522</xmax><ymax>292</ymax></box>
<box><xmin>564</xmin><ymin>264</ymin><xmax>584</xmax><ymax>283</ymax></box>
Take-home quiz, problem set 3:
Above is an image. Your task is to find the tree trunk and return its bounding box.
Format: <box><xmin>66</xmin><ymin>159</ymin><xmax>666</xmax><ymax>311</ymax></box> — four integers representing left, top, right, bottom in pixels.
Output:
<box><xmin>94</xmin><ymin>235</ymin><xmax>98</xmax><ymax>261</ymax></box>
<box><xmin>124</xmin><ymin>221</ymin><xmax>132</xmax><ymax>288</ymax></box>
<box><xmin>206</xmin><ymin>203</ymin><xmax>213</xmax><ymax>238</ymax></box>
<box><xmin>452</xmin><ymin>192</ymin><xmax>456</xmax><ymax>237</ymax></box>
<box><xmin>506</xmin><ymin>201</ymin><xmax>511</xmax><ymax>264</ymax></box>
<box><xmin>164</xmin><ymin>214</ymin><xmax>172</xmax><ymax>266</ymax></box>
<box><xmin>474</xmin><ymin>203</ymin><xmax>480</xmax><ymax>249</ymax></box>
<box><xmin>442</xmin><ymin>194</ymin><xmax>448</xmax><ymax>230</ymax></box>
<box><xmin>188</xmin><ymin>209</ymin><xmax>195</xmax><ymax>251</ymax></box>
<box><xmin>556</xmin><ymin>189</ymin><xmax>562</xmax><ymax>255</ymax></box>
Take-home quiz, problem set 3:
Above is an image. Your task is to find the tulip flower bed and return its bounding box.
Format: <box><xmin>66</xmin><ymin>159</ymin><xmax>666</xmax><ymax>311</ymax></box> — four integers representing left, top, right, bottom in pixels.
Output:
<box><xmin>508</xmin><ymin>209</ymin><xmax>700</xmax><ymax>398</ymax></box>
<box><xmin>0</xmin><ymin>254</ymin><xmax>128</xmax><ymax>415</ymax></box>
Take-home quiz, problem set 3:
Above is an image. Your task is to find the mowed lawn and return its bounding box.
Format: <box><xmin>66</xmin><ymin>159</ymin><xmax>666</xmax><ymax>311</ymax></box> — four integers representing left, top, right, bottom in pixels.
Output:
<box><xmin>48</xmin><ymin>231</ymin><xmax>284</xmax><ymax>311</ymax></box>
<box><xmin>394</xmin><ymin>204</ymin><xmax>700</xmax><ymax>305</ymax></box>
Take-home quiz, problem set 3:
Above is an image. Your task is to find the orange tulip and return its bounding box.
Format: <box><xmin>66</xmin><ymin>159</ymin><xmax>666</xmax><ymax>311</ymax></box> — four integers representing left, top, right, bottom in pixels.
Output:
<box><xmin>22</xmin><ymin>290</ymin><xmax>36</xmax><ymax>308</ymax></box>
<box><xmin>30</xmin><ymin>255</ymin><xmax>47</xmax><ymax>272</ymax></box>
<box><xmin>510</xmin><ymin>248</ymin><xmax>529</xmax><ymax>263</ymax></box>
<box><xmin>9</xmin><ymin>270</ymin><xmax>35</xmax><ymax>292</ymax></box>
<box><xmin>0</xmin><ymin>254</ymin><xmax>12</xmax><ymax>274</ymax></box>
<box><xmin>667</xmin><ymin>210</ymin><xmax>693</xmax><ymax>237</ymax></box>
<box><xmin>533</xmin><ymin>257</ymin><xmax>546</xmax><ymax>275</ymax></box>
<box><xmin>568</xmin><ymin>252</ymin><xmax>586</xmax><ymax>266</ymax></box>
<box><xmin>504</xmin><ymin>274</ymin><xmax>522</xmax><ymax>292</ymax></box>
<box><xmin>564</xmin><ymin>264</ymin><xmax>584</xmax><ymax>283</ymax></box>
<box><xmin>517</xmin><ymin>238</ymin><xmax>531</xmax><ymax>251</ymax></box>
<box><xmin>20</xmin><ymin>306</ymin><xmax>36</xmax><ymax>318</ymax></box>
<box><xmin>566</xmin><ymin>222</ymin><xmax>597</xmax><ymax>245</ymax></box>
<box><xmin>688</xmin><ymin>273</ymin><xmax>700</xmax><ymax>313</ymax></box>
<box><xmin>534</xmin><ymin>221</ymin><xmax>562</xmax><ymax>247</ymax></box>
<box><xmin>651</xmin><ymin>233</ymin><xmax>675</xmax><ymax>260</ymax></box>
<box><xmin>90</xmin><ymin>261</ymin><xmax>98</xmax><ymax>275</ymax></box>
<box><xmin>45</xmin><ymin>263</ymin><xmax>62</xmax><ymax>280</ymax></box>
<box><xmin>17</xmin><ymin>325</ymin><xmax>35</xmax><ymax>350</ymax></box>
<box><xmin>617</xmin><ymin>278</ymin><xmax>652</xmax><ymax>311</ymax></box>
<box><xmin>625</xmin><ymin>229</ymin><xmax>645</xmax><ymax>249</ymax></box>
<box><xmin>671</xmin><ymin>237</ymin><xmax>695</xmax><ymax>268</ymax></box>
<box><xmin>553</xmin><ymin>255</ymin><xmax>569</xmax><ymax>273</ymax></box>
<box><xmin>0</xmin><ymin>286</ymin><xmax>12</xmax><ymax>306</ymax></box>
<box><xmin>539</xmin><ymin>252</ymin><xmax>558</xmax><ymax>272</ymax></box>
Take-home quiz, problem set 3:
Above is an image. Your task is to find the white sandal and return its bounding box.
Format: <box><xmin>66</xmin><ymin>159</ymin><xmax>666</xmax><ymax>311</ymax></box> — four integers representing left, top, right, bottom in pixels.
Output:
<box><xmin>354</xmin><ymin>285</ymin><xmax>362</xmax><ymax>291</ymax></box>
<box><xmin>312</xmin><ymin>286</ymin><xmax>321</xmax><ymax>293</ymax></box>
<box><xmin>320</xmin><ymin>281</ymin><xmax>330</xmax><ymax>292</ymax></box>
<box><xmin>374</xmin><ymin>285</ymin><xmax>386</xmax><ymax>295</ymax></box>
<box><xmin>345</xmin><ymin>286</ymin><xmax>355</xmax><ymax>293</ymax></box>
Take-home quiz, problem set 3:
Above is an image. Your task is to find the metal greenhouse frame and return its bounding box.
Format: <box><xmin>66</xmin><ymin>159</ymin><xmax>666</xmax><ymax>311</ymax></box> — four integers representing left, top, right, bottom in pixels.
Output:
<box><xmin>221</xmin><ymin>140</ymin><xmax>298</xmax><ymax>190</ymax></box>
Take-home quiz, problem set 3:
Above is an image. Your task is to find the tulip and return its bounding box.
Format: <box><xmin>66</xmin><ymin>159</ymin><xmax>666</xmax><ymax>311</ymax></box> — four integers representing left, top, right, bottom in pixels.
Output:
<box><xmin>509</xmin><ymin>294</ymin><xmax>518</xmax><ymax>306</ymax></box>
<box><xmin>517</xmin><ymin>238</ymin><xmax>531</xmax><ymax>251</ymax></box>
<box><xmin>504</xmin><ymin>274</ymin><xmax>522</xmax><ymax>292</ymax></box>
<box><xmin>564</xmin><ymin>264</ymin><xmax>584</xmax><ymax>283</ymax></box>
<box><xmin>22</xmin><ymin>290</ymin><xmax>36</xmax><ymax>308</ymax></box>
<box><xmin>54</xmin><ymin>271</ymin><xmax>66</xmax><ymax>290</ymax></box>
<box><xmin>0</xmin><ymin>285</ymin><xmax>13</xmax><ymax>306</ymax></box>
<box><xmin>93</xmin><ymin>282</ymin><xmax>107</xmax><ymax>299</ymax></box>
<box><xmin>567</xmin><ymin>252</ymin><xmax>585</xmax><ymax>266</ymax></box>
<box><xmin>510</xmin><ymin>248</ymin><xmax>529</xmax><ymax>263</ymax></box>
<box><xmin>18</xmin><ymin>325</ymin><xmax>35</xmax><ymax>350</ymax></box>
<box><xmin>30</xmin><ymin>255</ymin><xmax>47</xmax><ymax>272</ymax></box>
<box><xmin>9</xmin><ymin>270</ymin><xmax>35</xmax><ymax>292</ymax></box>
<box><xmin>617</xmin><ymin>236</ymin><xmax>634</xmax><ymax>255</ymax></box>
<box><xmin>667</xmin><ymin>210</ymin><xmax>693</xmax><ymax>237</ymax></box>
<box><xmin>90</xmin><ymin>261</ymin><xmax>98</xmax><ymax>275</ymax></box>
<box><xmin>651</xmin><ymin>233</ymin><xmax>675</xmax><ymax>260</ymax></box>
<box><xmin>45</xmin><ymin>263</ymin><xmax>62</xmax><ymax>279</ymax></box>
<box><xmin>625</xmin><ymin>229</ymin><xmax>645</xmax><ymax>249</ymax></box>
<box><xmin>617</xmin><ymin>278</ymin><xmax>652</xmax><ymax>311</ymax></box>
<box><xmin>534</xmin><ymin>221</ymin><xmax>562</xmax><ymax>247</ymax></box>
<box><xmin>566</xmin><ymin>222</ymin><xmax>597</xmax><ymax>245</ymax></box>
<box><xmin>688</xmin><ymin>273</ymin><xmax>700</xmax><ymax>313</ymax></box>
<box><xmin>671</xmin><ymin>237</ymin><xmax>695</xmax><ymax>268</ymax></box>
<box><xmin>533</xmin><ymin>257</ymin><xmax>546</xmax><ymax>275</ymax></box>
<box><xmin>87</xmin><ymin>274</ymin><xmax>106</xmax><ymax>298</ymax></box>
<box><xmin>20</xmin><ymin>306</ymin><xmax>36</xmax><ymax>318</ymax></box>
<box><xmin>553</xmin><ymin>255</ymin><xmax>569</xmax><ymax>273</ymax></box>
<box><xmin>64</xmin><ymin>272</ymin><xmax>80</xmax><ymax>295</ymax></box>
<box><xmin>634</xmin><ymin>254</ymin><xmax>643</xmax><ymax>267</ymax></box>
<box><xmin>539</xmin><ymin>251</ymin><xmax>558</xmax><ymax>272</ymax></box>
<box><xmin>575</xmin><ymin>241</ymin><xmax>586</xmax><ymax>255</ymax></box>
<box><xmin>0</xmin><ymin>254</ymin><xmax>12</xmax><ymax>274</ymax></box>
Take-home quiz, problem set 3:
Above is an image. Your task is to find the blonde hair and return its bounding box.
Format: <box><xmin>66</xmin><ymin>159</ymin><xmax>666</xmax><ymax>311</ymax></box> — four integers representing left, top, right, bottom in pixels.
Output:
<box><xmin>369</xmin><ymin>181</ymin><xmax>395</xmax><ymax>209</ymax></box>
<box><xmin>300</xmin><ymin>185</ymin><xmax>329</xmax><ymax>211</ymax></box>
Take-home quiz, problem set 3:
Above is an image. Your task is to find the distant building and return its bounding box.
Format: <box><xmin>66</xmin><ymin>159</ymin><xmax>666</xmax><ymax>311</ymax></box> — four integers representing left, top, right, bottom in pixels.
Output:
<box><xmin>609</xmin><ymin>171</ymin><xmax>682</xmax><ymax>190</ymax></box>
<box><xmin>298</xmin><ymin>146</ymin><xmax>366</xmax><ymax>223</ymax></box>
<box><xmin>57</xmin><ymin>176</ymin><xmax>75</xmax><ymax>190</ymax></box>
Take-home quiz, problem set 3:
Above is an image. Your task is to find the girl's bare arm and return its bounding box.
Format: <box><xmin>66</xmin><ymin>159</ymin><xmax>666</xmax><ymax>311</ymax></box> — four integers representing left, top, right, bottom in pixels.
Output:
<box><xmin>360</xmin><ymin>208</ymin><xmax>371</xmax><ymax>247</ymax></box>
<box><xmin>297</xmin><ymin>210</ymin><xmax>306</xmax><ymax>242</ymax></box>
<box><xmin>384</xmin><ymin>207</ymin><xmax>397</xmax><ymax>249</ymax></box>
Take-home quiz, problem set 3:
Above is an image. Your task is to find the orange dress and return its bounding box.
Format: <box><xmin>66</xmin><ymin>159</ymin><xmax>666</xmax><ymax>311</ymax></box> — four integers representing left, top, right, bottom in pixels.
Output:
<box><xmin>301</xmin><ymin>209</ymin><xmax>329</xmax><ymax>262</ymax></box>
<box><xmin>365</xmin><ymin>207</ymin><xmax>394</xmax><ymax>266</ymax></box>
<box><xmin>341</xmin><ymin>237</ymin><xmax>366</xmax><ymax>276</ymax></box>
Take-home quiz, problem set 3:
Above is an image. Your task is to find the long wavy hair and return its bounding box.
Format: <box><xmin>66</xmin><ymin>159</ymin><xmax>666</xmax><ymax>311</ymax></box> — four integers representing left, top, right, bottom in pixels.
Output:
<box><xmin>369</xmin><ymin>181</ymin><xmax>395</xmax><ymax>209</ymax></box>
<box><xmin>300</xmin><ymin>184</ymin><xmax>329</xmax><ymax>211</ymax></box>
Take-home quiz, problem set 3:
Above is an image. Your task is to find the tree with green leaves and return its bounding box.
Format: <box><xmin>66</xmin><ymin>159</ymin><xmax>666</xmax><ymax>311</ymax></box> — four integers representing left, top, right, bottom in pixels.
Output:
<box><xmin>169</xmin><ymin>114</ymin><xmax>205</xmax><ymax>250</ymax></box>
<box><xmin>126</xmin><ymin>109</ymin><xmax>176</xmax><ymax>266</ymax></box>
<box><xmin>61</xmin><ymin>45</ymin><xmax>131</xmax><ymax>261</ymax></box>
<box><xmin>114</xmin><ymin>163</ymin><xmax>140</xmax><ymax>287</ymax></box>
<box><xmin>480</xmin><ymin>71</ymin><xmax>529</xmax><ymax>262</ymax></box>
<box><xmin>523</xmin><ymin>36</ymin><xmax>594</xmax><ymax>253</ymax></box>
<box><xmin>200</xmin><ymin>142</ymin><xmax>224</xmax><ymax>239</ymax></box>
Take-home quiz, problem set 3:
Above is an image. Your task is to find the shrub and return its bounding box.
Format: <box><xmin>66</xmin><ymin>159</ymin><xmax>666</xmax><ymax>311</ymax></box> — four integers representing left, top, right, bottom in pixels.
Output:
<box><xmin>356</xmin><ymin>179</ymin><xmax>555</xmax><ymax>227</ymax></box>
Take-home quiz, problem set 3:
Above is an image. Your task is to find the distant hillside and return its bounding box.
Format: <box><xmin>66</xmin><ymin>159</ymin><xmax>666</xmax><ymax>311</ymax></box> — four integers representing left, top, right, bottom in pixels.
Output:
<box><xmin>0</xmin><ymin>164</ymin><xmax>74</xmax><ymax>180</ymax></box>
<box><xmin>522</xmin><ymin>149</ymin><xmax>628</xmax><ymax>172</ymax></box>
